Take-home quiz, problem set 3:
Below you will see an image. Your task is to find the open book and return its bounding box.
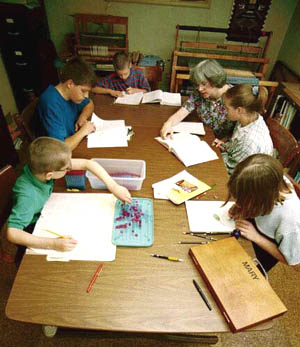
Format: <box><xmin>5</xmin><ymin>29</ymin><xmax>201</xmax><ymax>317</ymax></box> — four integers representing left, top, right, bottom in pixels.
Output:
<box><xmin>172</xmin><ymin>122</ymin><xmax>205</xmax><ymax>135</ymax></box>
<box><xmin>114</xmin><ymin>90</ymin><xmax>181</xmax><ymax>106</ymax></box>
<box><xmin>155</xmin><ymin>133</ymin><xmax>218</xmax><ymax>167</ymax></box>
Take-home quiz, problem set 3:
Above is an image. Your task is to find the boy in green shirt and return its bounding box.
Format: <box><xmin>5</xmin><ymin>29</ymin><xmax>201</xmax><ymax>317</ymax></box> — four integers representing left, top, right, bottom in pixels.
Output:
<box><xmin>7</xmin><ymin>137</ymin><xmax>131</xmax><ymax>261</ymax></box>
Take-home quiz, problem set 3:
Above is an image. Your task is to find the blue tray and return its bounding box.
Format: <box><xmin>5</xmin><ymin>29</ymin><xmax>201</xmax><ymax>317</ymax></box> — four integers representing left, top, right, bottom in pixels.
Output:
<box><xmin>112</xmin><ymin>198</ymin><xmax>154</xmax><ymax>247</ymax></box>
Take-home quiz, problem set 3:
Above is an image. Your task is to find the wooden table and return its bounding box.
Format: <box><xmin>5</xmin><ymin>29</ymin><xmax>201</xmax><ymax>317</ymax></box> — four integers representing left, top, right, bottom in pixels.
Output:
<box><xmin>5</xmin><ymin>96</ymin><xmax>270</xmax><ymax>341</ymax></box>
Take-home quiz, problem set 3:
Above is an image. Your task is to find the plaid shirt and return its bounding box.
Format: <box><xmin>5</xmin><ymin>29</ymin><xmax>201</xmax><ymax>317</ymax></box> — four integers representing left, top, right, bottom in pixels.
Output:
<box><xmin>222</xmin><ymin>115</ymin><xmax>273</xmax><ymax>175</ymax></box>
<box><xmin>99</xmin><ymin>67</ymin><xmax>151</xmax><ymax>92</ymax></box>
<box><xmin>183</xmin><ymin>87</ymin><xmax>235</xmax><ymax>138</ymax></box>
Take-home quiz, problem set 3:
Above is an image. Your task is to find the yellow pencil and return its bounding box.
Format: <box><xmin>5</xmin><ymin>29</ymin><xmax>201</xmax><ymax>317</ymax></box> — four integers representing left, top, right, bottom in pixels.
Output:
<box><xmin>45</xmin><ymin>229</ymin><xmax>68</xmax><ymax>239</ymax></box>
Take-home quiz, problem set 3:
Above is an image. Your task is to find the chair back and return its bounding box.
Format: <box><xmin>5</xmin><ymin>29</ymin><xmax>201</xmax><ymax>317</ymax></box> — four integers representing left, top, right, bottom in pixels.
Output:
<box><xmin>0</xmin><ymin>165</ymin><xmax>16</xmax><ymax>231</ymax></box>
<box><xmin>266</xmin><ymin>117</ymin><xmax>300</xmax><ymax>175</ymax></box>
<box><xmin>14</xmin><ymin>98</ymin><xmax>38</xmax><ymax>143</ymax></box>
<box><xmin>285</xmin><ymin>173</ymin><xmax>300</xmax><ymax>199</ymax></box>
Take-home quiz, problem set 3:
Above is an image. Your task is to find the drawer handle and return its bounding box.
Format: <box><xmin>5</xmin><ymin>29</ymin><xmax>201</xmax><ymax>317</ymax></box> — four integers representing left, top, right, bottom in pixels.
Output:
<box><xmin>8</xmin><ymin>31</ymin><xmax>20</xmax><ymax>36</ymax></box>
<box><xmin>16</xmin><ymin>62</ymin><xmax>28</xmax><ymax>66</ymax></box>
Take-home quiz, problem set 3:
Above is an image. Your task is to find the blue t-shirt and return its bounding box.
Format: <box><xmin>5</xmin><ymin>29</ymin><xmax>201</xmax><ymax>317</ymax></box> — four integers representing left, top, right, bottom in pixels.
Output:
<box><xmin>37</xmin><ymin>85</ymin><xmax>90</xmax><ymax>141</ymax></box>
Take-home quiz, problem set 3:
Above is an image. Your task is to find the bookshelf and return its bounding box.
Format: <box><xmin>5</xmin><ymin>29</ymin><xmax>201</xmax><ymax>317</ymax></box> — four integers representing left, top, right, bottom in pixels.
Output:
<box><xmin>269</xmin><ymin>61</ymin><xmax>300</xmax><ymax>182</ymax></box>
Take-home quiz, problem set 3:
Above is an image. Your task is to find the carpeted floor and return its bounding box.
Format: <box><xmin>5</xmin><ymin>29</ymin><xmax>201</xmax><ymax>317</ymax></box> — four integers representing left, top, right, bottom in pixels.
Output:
<box><xmin>1</xmin><ymin>255</ymin><xmax>299</xmax><ymax>347</ymax></box>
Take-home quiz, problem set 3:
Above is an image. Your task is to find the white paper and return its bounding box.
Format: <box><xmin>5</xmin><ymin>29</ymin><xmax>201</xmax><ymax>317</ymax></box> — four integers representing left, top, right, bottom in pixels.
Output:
<box><xmin>173</xmin><ymin>122</ymin><xmax>205</xmax><ymax>135</ymax></box>
<box><xmin>155</xmin><ymin>133</ymin><xmax>218</xmax><ymax>167</ymax></box>
<box><xmin>87</xmin><ymin>113</ymin><xmax>128</xmax><ymax>148</ymax></box>
<box><xmin>27</xmin><ymin>193</ymin><xmax>117</xmax><ymax>261</ymax></box>
<box><xmin>152</xmin><ymin>170</ymin><xmax>200</xmax><ymax>200</ymax></box>
<box><xmin>185</xmin><ymin>200</ymin><xmax>235</xmax><ymax>232</ymax></box>
<box><xmin>114</xmin><ymin>92</ymin><xmax>144</xmax><ymax>105</ymax></box>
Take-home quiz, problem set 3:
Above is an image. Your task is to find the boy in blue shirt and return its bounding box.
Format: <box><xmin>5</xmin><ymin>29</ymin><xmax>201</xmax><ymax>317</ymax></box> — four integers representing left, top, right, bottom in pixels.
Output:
<box><xmin>37</xmin><ymin>57</ymin><xmax>97</xmax><ymax>150</ymax></box>
<box><xmin>92</xmin><ymin>52</ymin><xmax>151</xmax><ymax>97</ymax></box>
<box><xmin>7</xmin><ymin>137</ymin><xmax>131</xmax><ymax>262</ymax></box>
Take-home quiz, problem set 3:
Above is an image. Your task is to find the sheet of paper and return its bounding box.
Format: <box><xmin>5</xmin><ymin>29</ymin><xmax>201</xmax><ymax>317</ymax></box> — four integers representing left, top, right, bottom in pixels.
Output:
<box><xmin>87</xmin><ymin>113</ymin><xmax>128</xmax><ymax>148</ymax></box>
<box><xmin>26</xmin><ymin>193</ymin><xmax>117</xmax><ymax>261</ymax></box>
<box><xmin>152</xmin><ymin>170</ymin><xmax>201</xmax><ymax>199</ymax></box>
<box><xmin>185</xmin><ymin>200</ymin><xmax>235</xmax><ymax>232</ymax></box>
<box><xmin>114</xmin><ymin>92</ymin><xmax>143</xmax><ymax>105</ymax></box>
<box><xmin>172</xmin><ymin>122</ymin><xmax>205</xmax><ymax>135</ymax></box>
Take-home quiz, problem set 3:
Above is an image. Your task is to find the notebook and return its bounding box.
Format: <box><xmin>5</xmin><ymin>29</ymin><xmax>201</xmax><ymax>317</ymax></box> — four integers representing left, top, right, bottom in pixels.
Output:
<box><xmin>189</xmin><ymin>237</ymin><xmax>287</xmax><ymax>332</ymax></box>
<box><xmin>114</xmin><ymin>90</ymin><xmax>181</xmax><ymax>106</ymax></box>
<box><xmin>155</xmin><ymin>133</ymin><xmax>218</xmax><ymax>167</ymax></box>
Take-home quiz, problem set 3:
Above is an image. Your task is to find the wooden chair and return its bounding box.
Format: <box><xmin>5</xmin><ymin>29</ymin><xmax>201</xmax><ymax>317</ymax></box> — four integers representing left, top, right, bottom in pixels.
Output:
<box><xmin>0</xmin><ymin>165</ymin><xmax>16</xmax><ymax>263</ymax></box>
<box><xmin>266</xmin><ymin>117</ymin><xmax>300</xmax><ymax>176</ymax></box>
<box><xmin>285</xmin><ymin>173</ymin><xmax>300</xmax><ymax>199</ymax></box>
<box><xmin>14</xmin><ymin>98</ymin><xmax>38</xmax><ymax>144</ymax></box>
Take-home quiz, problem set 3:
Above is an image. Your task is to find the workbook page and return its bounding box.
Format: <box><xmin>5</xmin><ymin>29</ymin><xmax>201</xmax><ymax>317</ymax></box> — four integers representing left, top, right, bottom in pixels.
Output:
<box><xmin>27</xmin><ymin>193</ymin><xmax>117</xmax><ymax>261</ymax></box>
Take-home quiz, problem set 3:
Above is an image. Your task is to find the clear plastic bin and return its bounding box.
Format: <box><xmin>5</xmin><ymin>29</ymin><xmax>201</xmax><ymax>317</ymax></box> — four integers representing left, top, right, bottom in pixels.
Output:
<box><xmin>86</xmin><ymin>158</ymin><xmax>146</xmax><ymax>191</ymax></box>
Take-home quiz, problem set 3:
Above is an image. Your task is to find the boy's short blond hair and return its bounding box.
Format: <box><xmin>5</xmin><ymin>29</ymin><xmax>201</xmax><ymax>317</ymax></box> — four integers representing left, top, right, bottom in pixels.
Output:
<box><xmin>29</xmin><ymin>137</ymin><xmax>71</xmax><ymax>174</ymax></box>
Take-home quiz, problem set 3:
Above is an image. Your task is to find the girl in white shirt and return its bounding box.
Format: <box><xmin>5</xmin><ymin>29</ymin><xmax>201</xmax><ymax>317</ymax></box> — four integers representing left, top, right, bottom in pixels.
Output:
<box><xmin>224</xmin><ymin>153</ymin><xmax>300</xmax><ymax>272</ymax></box>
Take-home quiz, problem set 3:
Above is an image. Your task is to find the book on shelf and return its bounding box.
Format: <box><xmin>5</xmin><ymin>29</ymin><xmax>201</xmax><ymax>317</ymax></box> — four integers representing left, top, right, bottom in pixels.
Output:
<box><xmin>270</xmin><ymin>94</ymin><xmax>297</xmax><ymax>130</ymax></box>
<box><xmin>155</xmin><ymin>133</ymin><xmax>218</xmax><ymax>167</ymax></box>
<box><xmin>114</xmin><ymin>90</ymin><xmax>181</xmax><ymax>106</ymax></box>
<box><xmin>189</xmin><ymin>237</ymin><xmax>287</xmax><ymax>332</ymax></box>
<box><xmin>295</xmin><ymin>171</ymin><xmax>300</xmax><ymax>183</ymax></box>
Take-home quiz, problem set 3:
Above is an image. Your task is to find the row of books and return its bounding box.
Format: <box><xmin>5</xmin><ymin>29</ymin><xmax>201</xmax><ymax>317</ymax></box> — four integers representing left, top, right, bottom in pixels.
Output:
<box><xmin>269</xmin><ymin>94</ymin><xmax>298</xmax><ymax>129</ymax></box>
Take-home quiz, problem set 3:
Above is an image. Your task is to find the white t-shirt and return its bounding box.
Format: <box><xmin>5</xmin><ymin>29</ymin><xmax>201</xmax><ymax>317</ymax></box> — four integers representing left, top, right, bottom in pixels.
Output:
<box><xmin>255</xmin><ymin>187</ymin><xmax>300</xmax><ymax>265</ymax></box>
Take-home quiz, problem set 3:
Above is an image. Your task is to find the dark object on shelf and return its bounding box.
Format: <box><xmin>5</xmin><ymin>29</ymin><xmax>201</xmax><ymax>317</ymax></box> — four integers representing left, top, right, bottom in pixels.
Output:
<box><xmin>0</xmin><ymin>1</ymin><xmax>59</xmax><ymax>112</ymax></box>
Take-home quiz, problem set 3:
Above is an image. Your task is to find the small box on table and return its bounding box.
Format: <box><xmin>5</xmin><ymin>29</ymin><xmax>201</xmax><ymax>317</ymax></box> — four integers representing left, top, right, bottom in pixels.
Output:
<box><xmin>86</xmin><ymin>158</ymin><xmax>146</xmax><ymax>191</ymax></box>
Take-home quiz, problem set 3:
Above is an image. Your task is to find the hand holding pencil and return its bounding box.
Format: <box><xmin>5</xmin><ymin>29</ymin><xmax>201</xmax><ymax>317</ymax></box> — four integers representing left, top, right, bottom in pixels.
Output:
<box><xmin>45</xmin><ymin>229</ymin><xmax>77</xmax><ymax>252</ymax></box>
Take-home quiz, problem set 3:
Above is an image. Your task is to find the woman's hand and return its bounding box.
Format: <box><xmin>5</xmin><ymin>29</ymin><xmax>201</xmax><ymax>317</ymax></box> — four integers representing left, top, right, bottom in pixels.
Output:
<box><xmin>212</xmin><ymin>138</ymin><xmax>225</xmax><ymax>151</ymax></box>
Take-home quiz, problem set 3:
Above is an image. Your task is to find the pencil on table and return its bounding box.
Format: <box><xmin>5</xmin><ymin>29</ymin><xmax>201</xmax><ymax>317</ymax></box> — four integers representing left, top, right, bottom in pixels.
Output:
<box><xmin>44</xmin><ymin>229</ymin><xmax>68</xmax><ymax>239</ymax></box>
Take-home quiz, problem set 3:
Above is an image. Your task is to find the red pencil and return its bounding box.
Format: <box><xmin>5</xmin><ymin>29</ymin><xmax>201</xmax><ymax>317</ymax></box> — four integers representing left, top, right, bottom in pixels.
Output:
<box><xmin>86</xmin><ymin>264</ymin><xmax>104</xmax><ymax>293</ymax></box>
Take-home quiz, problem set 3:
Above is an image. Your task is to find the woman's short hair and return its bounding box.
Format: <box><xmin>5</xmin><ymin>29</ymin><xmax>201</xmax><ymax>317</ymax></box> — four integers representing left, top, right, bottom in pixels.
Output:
<box><xmin>224</xmin><ymin>154</ymin><xmax>290</xmax><ymax>219</ymax></box>
<box><xmin>29</xmin><ymin>137</ymin><xmax>71</xmax><ymax>174</ymax></box>
<box><xmin>191</xmin><ymin>59</ymin><xmax>227</xmax><ymax>88</ymax></box>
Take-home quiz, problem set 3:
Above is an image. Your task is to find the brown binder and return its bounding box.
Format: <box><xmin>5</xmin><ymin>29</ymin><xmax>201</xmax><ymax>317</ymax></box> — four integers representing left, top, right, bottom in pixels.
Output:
<box><xmin>189</xmin><ymin>237</ymin><xmax>287</xmax><ymax>332</ymax></box>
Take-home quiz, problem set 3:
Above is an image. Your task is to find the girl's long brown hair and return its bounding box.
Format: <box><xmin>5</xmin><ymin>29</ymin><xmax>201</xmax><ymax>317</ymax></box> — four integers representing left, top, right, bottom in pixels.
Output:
<box><xmin>224</xmin><ymin>154</ymin><xmax>290</xmax><ymax>219</ymax></box>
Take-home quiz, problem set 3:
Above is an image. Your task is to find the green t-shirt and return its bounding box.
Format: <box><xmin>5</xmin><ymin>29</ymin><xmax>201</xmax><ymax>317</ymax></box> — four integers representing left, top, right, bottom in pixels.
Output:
<box><xmin>8</xmin><ymin>165</ymin><xmax>54</xmax><ymax>230</ymax></box>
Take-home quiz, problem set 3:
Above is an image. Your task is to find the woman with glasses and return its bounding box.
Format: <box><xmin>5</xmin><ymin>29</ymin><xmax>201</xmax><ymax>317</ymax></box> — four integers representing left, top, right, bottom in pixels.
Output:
<box><xmin>160</xmin><ymin>59</ymin><xmax>234</xmax><ymax>140</ymax></box>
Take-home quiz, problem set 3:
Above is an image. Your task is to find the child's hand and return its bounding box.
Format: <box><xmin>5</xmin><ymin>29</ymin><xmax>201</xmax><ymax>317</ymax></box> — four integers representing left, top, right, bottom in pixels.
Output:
<box><xmin>126</xmin><ymin>87</ymin><xmax>140</xmax><ymax>94</ymax></box>
<box><xmin>75</xmin><ymin>117</ymin><xmax>87</xmax><ymax>131</ymax></box>
<box><xmin>80</xmin><ymin>121</ymin><xmax>96</xmax><ymax>136</ymax></box>
<box><xmin>212</xmin><ymin>138</ymin><xmax>225</xmax><ymax>151</ymax></box>
<box><xmin>52</xmin><ymin>237</ymin><xmax>78</xmax><ymax>252</ymax></box>
<box><xmin>111</xmin><ymin>184</ymin><xmax>132</xmax><ymax>204</ymax></box>
<box><xmin>235</xmin><ymin>220</ymin><xmax>260</xmax><ymax>242</ymax></box>
<box><xmin>110</xmin><ymin>90</ymin><xmax>124</xmax><ymax>97</ymax></box>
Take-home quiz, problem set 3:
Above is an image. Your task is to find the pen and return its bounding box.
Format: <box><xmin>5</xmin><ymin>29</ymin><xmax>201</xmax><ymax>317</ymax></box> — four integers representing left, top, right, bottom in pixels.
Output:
<box><xmin>86</xmin><ymin>264</ymin><xmax>104</xmax><ymax>293</ymax></box>
<box><xmin>151</xmin><ymin>254</ymin><xmax>183</xmax><ymax>262</ymax></box>
<box><xmin>183</xmin><ymin>232</ymin><xmax>217</xmax><ymax>241</ymax></box>
<box><xmin>45</xmin><ymin>229</ymin><xmax>68</xmax><ymax>239</ymax></box>
<box><xmin>178</xmin><ymin>241</ymin><xmax>208</xmax><ymax>244</ymax></box>
<box><xmin>193</xmin><ymin>279</ymin><xmax>212</xmax><ymax>311</ymax></box>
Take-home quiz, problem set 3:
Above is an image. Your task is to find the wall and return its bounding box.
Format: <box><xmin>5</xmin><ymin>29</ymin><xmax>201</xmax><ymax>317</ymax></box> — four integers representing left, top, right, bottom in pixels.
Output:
<box><xmin>277</xmin><ymin>0</ymin><xmax>300</xmax><ymax>77</ymax></box>
<box><xmin>0</xmin><ymin>56</ymin><xmax>18</xmax><ymax>116</ymax></box>
<box><xmin>44</xmin><ymin>0</ymin><xmax>298</xmax><ymax>89</ymax></box>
